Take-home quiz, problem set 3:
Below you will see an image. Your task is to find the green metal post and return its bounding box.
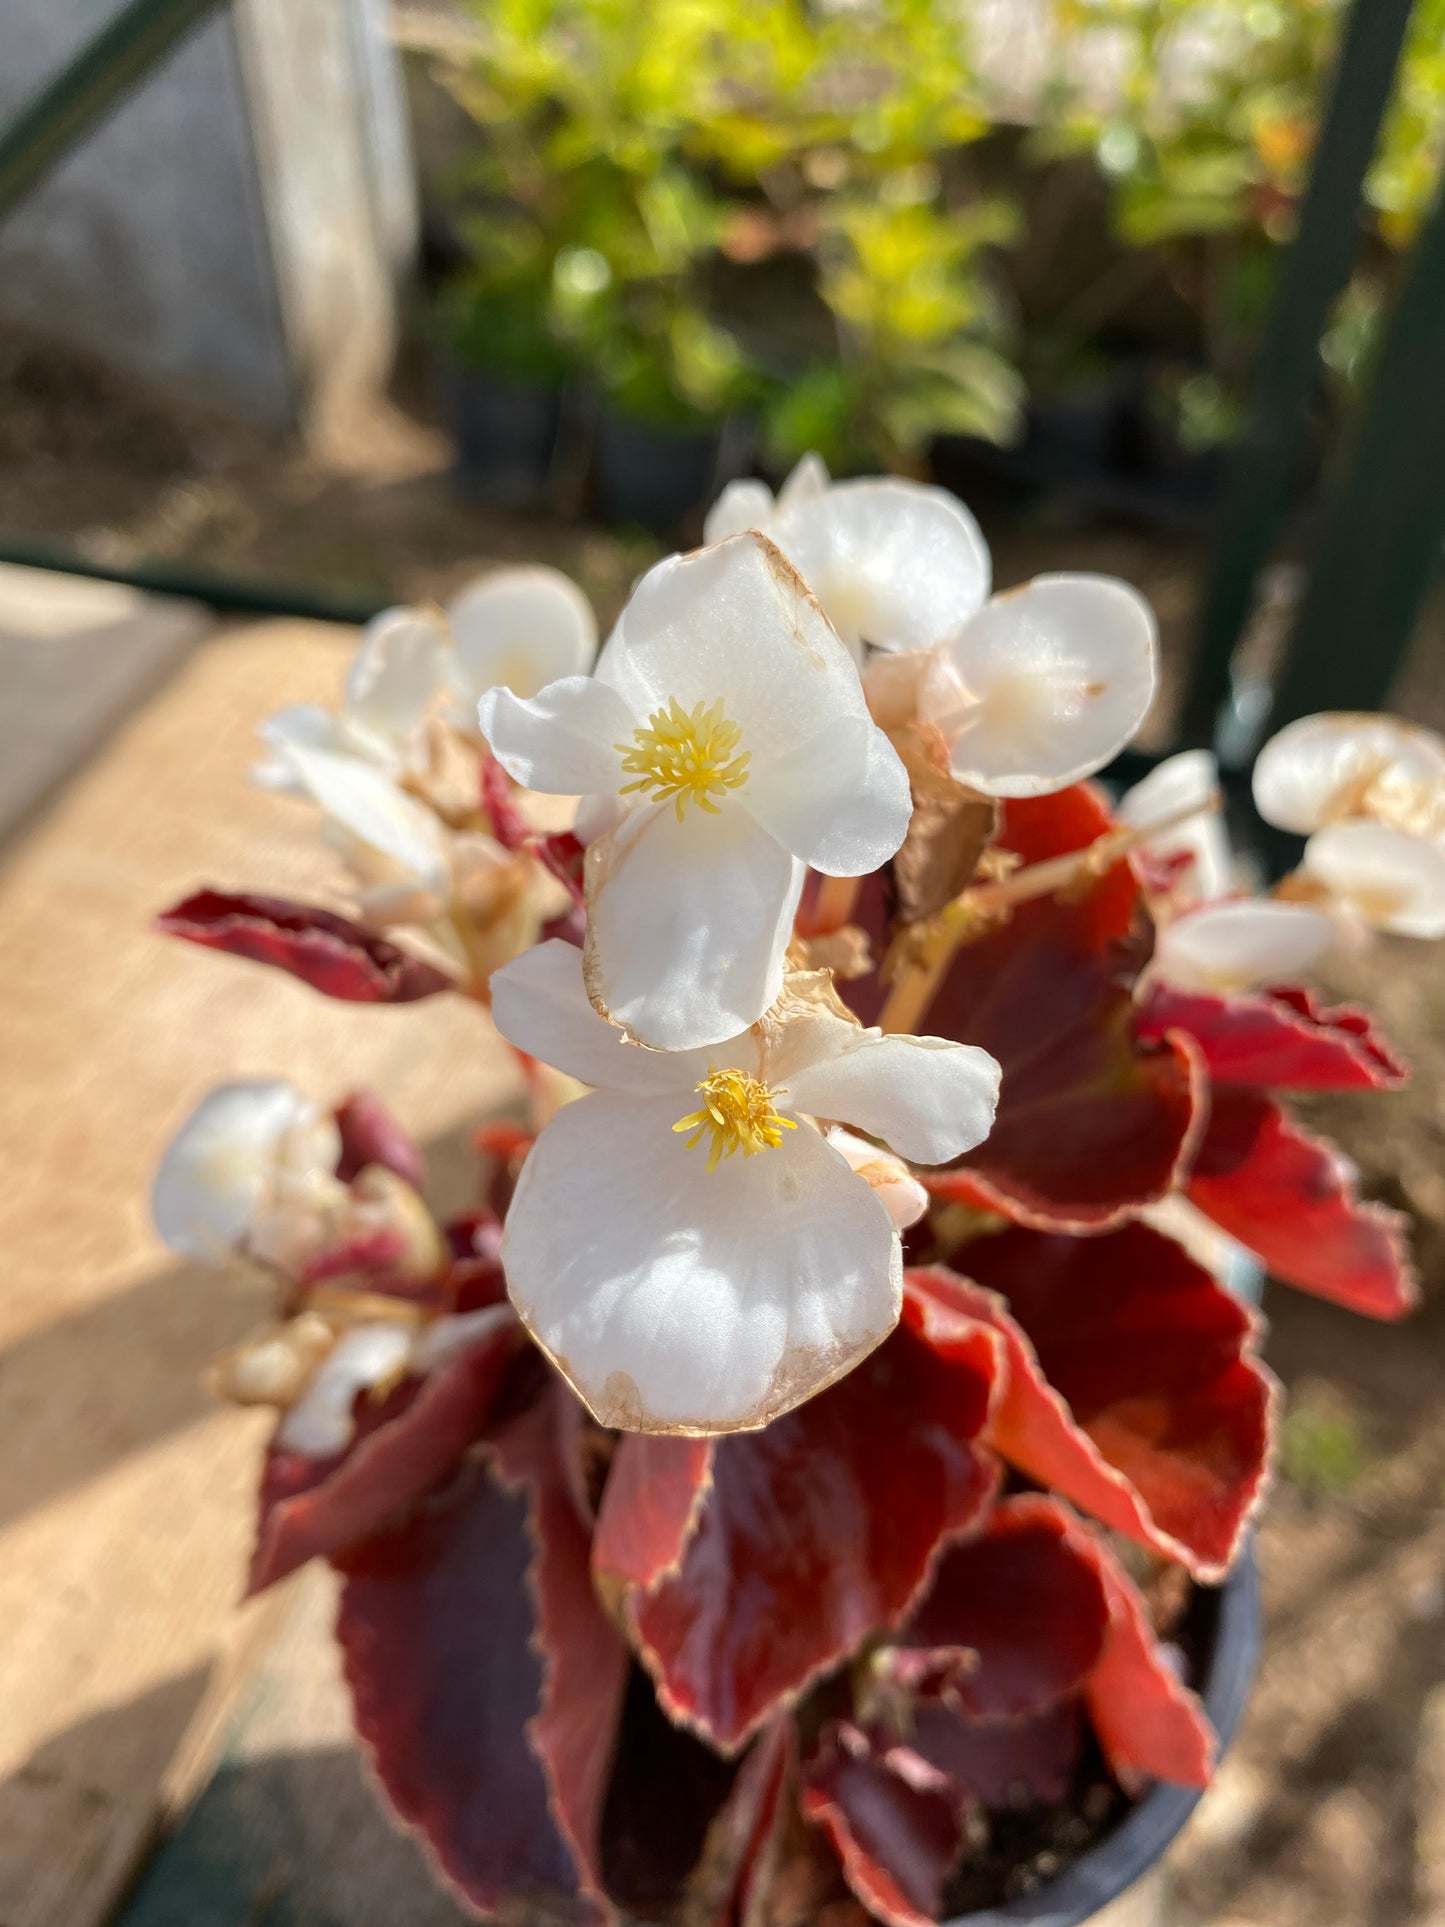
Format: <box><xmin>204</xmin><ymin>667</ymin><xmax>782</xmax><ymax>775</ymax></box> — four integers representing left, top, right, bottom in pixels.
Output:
<box><xmin>0</xmin><ymin>0</ymin><xmax>224</xmax><ymax>223</ymax></box>
<box><xmin>1267</xmin><ymin>168</ymin><xmax>1445</xmax><ymax>727</ymax></box>
<box><xmin>1180</xmin><ymin>0</ymin><xmax>1416</xmax><ymax>749</ymax></box>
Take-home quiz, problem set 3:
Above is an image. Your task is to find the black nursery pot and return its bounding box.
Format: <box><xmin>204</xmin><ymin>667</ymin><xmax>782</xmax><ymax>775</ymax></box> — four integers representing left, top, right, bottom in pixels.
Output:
<box><xmin>446</xmin><ymin>363</ymin><xmax>564</xmax><ymax>508</ymax></box>
<box><xmin>950</xmin><ymin>1549</ymin><xmax>1260</xmax><ymax>1927</ymax></box>
<box><xmin>589</xmin><ymin>404</ymin><xmax>735</xmax><ymax>535</ymax></box>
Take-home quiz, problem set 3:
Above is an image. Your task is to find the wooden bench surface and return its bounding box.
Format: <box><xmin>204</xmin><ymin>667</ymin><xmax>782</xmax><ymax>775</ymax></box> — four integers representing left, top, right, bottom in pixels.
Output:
<box><xmin>0</xmin><ymin>600</ymin><xmax>517</xmax><ymax>1927</ymax></box>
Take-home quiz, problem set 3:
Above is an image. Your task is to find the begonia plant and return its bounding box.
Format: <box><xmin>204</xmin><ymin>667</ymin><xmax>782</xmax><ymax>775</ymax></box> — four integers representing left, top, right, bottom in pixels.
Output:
<box><xmin>153</xmin><ymin>480</ymin><xmax>1432</xmax><ymax>1924</ymax></box>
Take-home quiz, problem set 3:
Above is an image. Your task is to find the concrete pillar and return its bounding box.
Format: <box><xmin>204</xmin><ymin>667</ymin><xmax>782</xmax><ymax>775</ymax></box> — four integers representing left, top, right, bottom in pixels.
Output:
<box><xmin>0</xmin><ymin>0</ymin><xmax>417</xmax><ymax>432</ymax></box>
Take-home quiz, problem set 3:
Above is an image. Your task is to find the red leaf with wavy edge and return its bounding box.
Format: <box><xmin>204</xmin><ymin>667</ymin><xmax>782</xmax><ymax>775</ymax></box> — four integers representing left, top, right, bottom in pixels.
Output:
<box><xmin>247</xmin><ymin>1306</ymin><xmax>520</xmax><ymax>1595</ymax></box>
<box><xmin>901</xmin><ymin>1495</ymin><xmax>1110</xmax><ymax>1720</ymax></box>
<box><xmin>1188</xmin><ymin>1089</ymin><xmax>1418</xmax><ymax>1320</ymax></box>
<box><xmin>621</xmin><ymin>1319</ymin><xmax>1002</xmax><ymax>1753</ymax></box>
<box><xmin>914</xmin><ymin>1229</ymin><xmax>1275</xmax><ymax>1581</ymax></box>
<box><xmin>902</xmin><ymin>1496</ymin><xmax>1214</xmax><ymax>1789</ymax></box>
<box><xmin>333</xmin><ymin>1090</ymin><xmax>426</xmax><ymax>1188</ymax></box>
<box><xmin>1136</xmin><ymin>982</ymin><xmax>1407</xmax><ymax>1091</ymax></box>
<box><xmin>801</xmin><ymin>1721</ymin><xmax>962</xmax><ymax>1927</ymax></box>
<box><xmin>491</xmin><ymin>1385</ymin><xmax>632</xmax><ymax>1917</ymax></box>
<box><xmin>594</xmin><ymin>1435</ymin><xmax>713</xmax><ymax>1601</ymax></box>
<box><xmin>156</xmin><ymin>890</ymin><xmax>455</xmax><ymax>1002</ymax></box>
<box><xmin>854</xmin><ymin>786</ymin><xmax>1200</xmax><ymax>1229</ymax></box>
<box><xmin>712</xmin><ymin>1720</ymin><xmax>797</xmax><ymax>1927</ymax></box>
<box><xmin>480</xmin><ymin>751</ymin><xmax>533</xmax><ymax>852</ymax></box>
<box><xmin>1085</xmin><ymin>1536</ymin><xmax>1214</xmax><ymax>1788</ymax></box>
<box><xmin>337</xmin><ymin>1380</ymin><xmax>628</xmax><ymax>1923</ymax></box>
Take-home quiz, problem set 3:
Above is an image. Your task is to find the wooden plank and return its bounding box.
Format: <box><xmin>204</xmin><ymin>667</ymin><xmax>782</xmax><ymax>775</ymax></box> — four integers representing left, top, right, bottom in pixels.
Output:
<box><xmin>0</xmin><ymin>617</ymin><xmax>522</xmax><ymax>1927</ymax></box>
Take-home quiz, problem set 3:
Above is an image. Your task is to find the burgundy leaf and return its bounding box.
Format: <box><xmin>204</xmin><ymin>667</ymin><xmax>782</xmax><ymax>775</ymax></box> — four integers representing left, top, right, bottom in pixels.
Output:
<box><xmin>914</xmin><ymin>1227</ymin><xmax>1276</xmax><ymax>1581</ymax></box>
<box><xmin>709</xmin><ymin>1719</ymin><xmax>797</xmax><ymax>1927</ymax></box>
<box><xmin>247</xmin><ymin>1307</ymin><xmax>520</xmax><ymax>1594</ymax></box>
<box><xmin>1084</xmin><ymin>1536</ymin><xmax>1214</xmax><ymax>1788</ymax></box>
<box><xmin>802</xmin><ymin>1721</ymin><xmax>963</xmax><ymax>1927</ymax></box>
<box><xmin>618</xmin><ymin>1318</ymin><xmax>1002</xmax><ymax>1752</ymax></box>
<box><xmin>337</xmin><ymin>1379</ymin><xmax>628</xmax><ymax>1923</ymax></box>
<box><xmin>852</xmin><ymin>786</ymin><xmax>1202</xmax><ymax>1229</ymax></box>
<box><xmin>156</xmin><ymin>890</ymin><xmax>455</xmax><ymax>1002</ymax></box>
<box><xmin>334</xmin><ymin>1089</ymin><xmax>426</xmax><ymax>1189</ymax></box>
<box><xmin>480</xmin><ymin>751</ymin><xmax>533</xmax><ymax>852</ymax></box>
<box><xmin>530</xmin><ymin>829</ymin><xmax>587</xmax><ymax>907</ymax></box>
<box><xmin>1188</xmin><ymin>1089</ymin><xmax>1418</xmax><ymax>1319</ymax></box>
<box><xmin>1135</xmin><ymin>982</ymin><xmax>1407</xmax><ymax>1091</ymax></box>
<box><xmin>909</xmin><ymin>1699</ymin><xmax>1083</xmax><ymax>1809</ymax></box>
<box><xmin>593</xmin><ymin>1434</ymin><xmax>713</xmax><ymax>1602</ymax></box>
<box><xmin>901</xmin><ymin>1495</ymin><xmax>1111</xmax><ymax>1721</ymax></box>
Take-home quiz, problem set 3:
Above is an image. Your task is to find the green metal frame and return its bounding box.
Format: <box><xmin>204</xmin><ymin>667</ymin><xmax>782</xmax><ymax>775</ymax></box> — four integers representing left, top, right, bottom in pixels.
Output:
<box><xmin>0</xmin><ymin>0</ymin><xmax>224</xmax><ymax>223</ymax></box>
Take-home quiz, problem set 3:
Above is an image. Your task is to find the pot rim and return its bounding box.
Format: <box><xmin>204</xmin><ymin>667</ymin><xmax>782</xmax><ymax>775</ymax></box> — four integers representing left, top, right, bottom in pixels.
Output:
<box><xmin>944</xmin><ymin>1541</ymin><xmax>1261</xmax><ymax>1927</ymax></box>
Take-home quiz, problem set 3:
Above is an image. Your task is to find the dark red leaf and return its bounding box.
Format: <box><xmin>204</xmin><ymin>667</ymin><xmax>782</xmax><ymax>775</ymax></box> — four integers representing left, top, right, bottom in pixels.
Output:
<box><xmin>901</xmin><ymin>1495</ymin><xmax>1111</xmax><ymax>1721</ymax></box>
<box><xmin>908</xmin><ymin>1699</ymin><xmax>1083</xmax><ymax>1810</ymax></box>
<box><xmin>1136</xmin><ymin>982</ymin><xmax>1407</xmax><ymax>1091</ymax></box>
<box><xmin>156</xmin><ymin>890</ymin><xmax>455</xmax><ymax>1002</ymax></box>
<box><xmin>247</xmin><ymin>1307</ymin><xmax>520</xmax><ymax>1595</ymax></box>
<box><xmin>480</xmin><ymin>751</ymin><xmax>533</xmax><ymax>852</ymax></box>
<box><xmin>334</xmin><ymin>1089</ymin><xmax>426</xmax><ymax>1188</ymax></box>
<box><xmin>917</xmin><ymin>1226</ymin><xmax>1276</xmax><ymax>1581</ymax></box>
<box><xmin>593</xmin><ymin>1434</ymin><xmax>713</xmax><ymax>1602</ymax></box>
<box><xmin>337</xmin><ymin>1379</ymin><xmax>628</xmax><ymax>1923</ymax></box>
<box><xmin>851</xmin><ymin>786</ymin><xmax>1202</xmax><ymax>1229</ymax></box>
<box><xmin>615</xmin><ymin>1319</ymin><xmax>1002</xmax><ymax>1753</ymax></box>
<box><xmin>801</xmin><ymin>1721</ymin><xmax>963</xmax><ymax>1927</ymax></box>
<box><xmin>1188</xmin><ymin>1090</ymin><xmax>1418</xmax><ymax>1319</ymax></box>
<box><xmin>711</xmin><ymin>1719</ymin><xmax>797</xmax><ymax>1927</ymax></box>
<box><xmin>530</xmin><ymin>829</ymin><xmax>587</xmax><ymax>907</ymax></box>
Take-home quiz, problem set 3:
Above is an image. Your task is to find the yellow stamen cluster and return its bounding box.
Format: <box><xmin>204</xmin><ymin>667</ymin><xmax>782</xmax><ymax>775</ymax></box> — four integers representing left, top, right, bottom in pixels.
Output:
<box><xmin>617</xmin><ymin>697</ymin><xmax>750</xmax><ymax>821</ymax></box>
<box><xmin>673</xmin><ymin>1067</ymin><xmax>796</xmax><ymax>1173</ymax></box>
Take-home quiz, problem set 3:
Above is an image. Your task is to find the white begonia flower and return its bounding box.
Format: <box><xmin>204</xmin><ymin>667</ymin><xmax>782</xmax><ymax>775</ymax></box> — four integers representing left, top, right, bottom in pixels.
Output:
<box><xmin>704</xmin><ymin>453</ymin><xmax>991</xmax><ymax>658</ymax></box>
<box><xmin>153</xmin><ymin>1081</ymin><xmax>343</xmax><ymax>1268</ymax></box>
<box><xmin>824</xmin><ymin>1126</ymin><xmax>930</xmax><ymax>1232</ymax></box>
<box><xmin>1301</xmin><ymin>820</ymin><xmax>1445</xmax><ymax>939</ymax></box>
<box><xmin>1252</xmin><ymin>712</ymin><xmax>1445</xmax><ymax>839</ymax></box>
<box><xmin>1118</xmin><ymin>748</ymin><xmax>1233</xmax><ymax>903</ymax></box>
<box><xmin>917</xmin><ymin>575</ymin><xmax>1158</xmax><ymax>797</ymax></box>
<box><xmin>478</xmin><ymin>532</ymin><xmax>913</xmax><ymax>1051</ymax></box>
<box><xmin>254</xmin><ymin>569</ymin><xmax>596</xmax><ymax>790</ymax></box>
<box><xmin>1151</xmin><ymin>899</ymin><xmax>1335</xmax><ymax>994</ymax></box>
<box><xmin>489</xmin><ymin>940</ymin><xmax>1001</xmax><ymax>1435</ymax></box>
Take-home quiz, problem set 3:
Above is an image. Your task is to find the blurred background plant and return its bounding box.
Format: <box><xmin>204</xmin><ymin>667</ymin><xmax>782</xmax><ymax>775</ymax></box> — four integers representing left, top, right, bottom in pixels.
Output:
<box><xmin>424</xmin><ymin>0</ymin><xmax>1445</xmax><ymax>495</ymax></box>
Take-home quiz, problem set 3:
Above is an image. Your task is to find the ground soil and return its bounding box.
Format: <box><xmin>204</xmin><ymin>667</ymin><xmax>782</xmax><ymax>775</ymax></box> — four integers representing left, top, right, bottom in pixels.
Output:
<box><xmin>2</xmin><ymin>320</ymin><xmax>1442</xmax><ymax>1925</ymax></box>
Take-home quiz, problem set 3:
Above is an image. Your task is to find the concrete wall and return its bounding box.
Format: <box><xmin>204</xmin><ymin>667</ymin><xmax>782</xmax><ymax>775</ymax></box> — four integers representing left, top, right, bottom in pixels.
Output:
<box><xmin>0</xmin><ymin>0</ymin><xmax>417</xmax><ymax>431</ymax></box>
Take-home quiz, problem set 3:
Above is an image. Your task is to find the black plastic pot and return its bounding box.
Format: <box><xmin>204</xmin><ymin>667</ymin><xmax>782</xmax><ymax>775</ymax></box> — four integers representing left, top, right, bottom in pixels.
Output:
<box><xmin>446</xmin><ymin>363</ymin><xmax>565</xmax><ymax>508</ymax></box>
<box><xmin>950</xmin><ymin>1548</ymin><xmax>1260</xmax><ymax>1927</ymax></box>
<box><xmin>590</xmin><ymin>405</ymin><xmax>748</xmax><ymax>535</ymax></box>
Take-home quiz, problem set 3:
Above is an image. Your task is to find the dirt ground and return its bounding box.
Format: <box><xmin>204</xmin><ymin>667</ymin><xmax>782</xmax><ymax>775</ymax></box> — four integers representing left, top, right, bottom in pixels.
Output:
<box><xmin>2</xmin><ymin>320</ymin><xmax>1442</xmax><ymax>1926</ymax></box>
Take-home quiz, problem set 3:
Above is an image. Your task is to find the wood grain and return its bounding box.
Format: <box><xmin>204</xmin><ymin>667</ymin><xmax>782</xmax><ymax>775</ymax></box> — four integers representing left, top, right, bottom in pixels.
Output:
<box><xmin>0</xmin><ymin>617</ymin><xmax>522</xmax><ymax>1927</ymax></box>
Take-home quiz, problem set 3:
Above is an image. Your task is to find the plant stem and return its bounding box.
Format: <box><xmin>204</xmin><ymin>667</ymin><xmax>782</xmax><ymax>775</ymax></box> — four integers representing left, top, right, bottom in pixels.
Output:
<box><xmin>811</xmin><ymin>870</ymin><xmax>862</xmax><ymax>933</ymax></box>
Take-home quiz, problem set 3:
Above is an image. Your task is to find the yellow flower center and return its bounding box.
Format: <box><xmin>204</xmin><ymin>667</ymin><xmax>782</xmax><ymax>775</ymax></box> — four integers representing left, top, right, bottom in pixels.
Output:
<box><xmin>617</xmin><ymin>696</ymin><xmax>750</xmax><ymax>821</ymax></box>
<box><xmin>672</xmin><ymin>1067</ymin><xmax>797</xmax><ymax>1173</ymax></box>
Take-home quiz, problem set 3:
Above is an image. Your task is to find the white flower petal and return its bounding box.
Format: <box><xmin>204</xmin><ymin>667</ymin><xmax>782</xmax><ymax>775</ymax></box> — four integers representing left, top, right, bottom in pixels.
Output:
<box><xmin>766</xmin><ymin>478</ymin><xmax>991</xmax><ymax>655</ymax></box>
<box><xmin>584</xmin><ymin>801</ymin><xmax>803</xmax><ymax>1050</ymax></box>
<box><xmin>1303</xmin><ymin>820</ymin><xmax>1445</xmax><ymax>937</ymax></box>
<box><xmin>703</xmin><ymin>478</ymin><xmax>776</xmax><ymax>543</ymax></box>
<box><xmin>825</xmin><ymin>1126</ymin><xmax>929</xmax><ymax>1232</ymax></box>
<box><xmin>595</xmin><ymin>533</ymin><xmax>873</xmax><ymax>773</ymax></box>
<box><xmin>502</xmin><ymin>1091</ymin><xmax>900</xmax><ymax>1433</ymax></box>
<box><xmin>1117</xmin><ymin>748</ymin><xmax>1232</xmax><ymax>902</ymax></box>
<box><xmin>279</xmin><ymin>743</ymin><xmax>450</xmax><ymax>893</ymax></box>
<box><xmin>448</xmin><ymin>567</ymin><xmax>597</xmax><ymax>702</ymax></box>
<box><xmin>410</xmin><ymin>1304</ymin><xmax>514</xmax><ymax>1374</ymax></box>
<box><xmin>277</xmin><ymin>1322</ymin><xmax>416</xmax><ymax>1456</ymax></box>
<box><xmin>478</xmin><ymin>674</ymin><xmax>636</xmax><ymax>796</ymax></box>
<box><xmin>153</xmin><ymin>1081</ymin><xmax>339</xmax><ymax>1260</ymax></box>
<box><xmin>252</xmin><ymin>704</ymin><xmax>352</xmax><ymax>791</ymax></box>
<box><xmin>1153</xmin><ymin>899</ymin><xmax>1335</xmax><ymax>992</ymax></box>
<box><xmin>1252</xmin><ymin>712</ymin><xmax>1445</xmax><ymax>835</ymax></box>
<box><xmin>775</xmin><ymin>450</ymin><xmax>831</xmax><ymax>510</ymax></box>
<box><xmin>345</xmin><ymin>607</ymin><xmax>450</xmax><ymax>751</ymax></box>
<box><xmin>782</xmin><ymin>1029</ymin><xmax>1000</xmax><ymax>1165</ymax></box>
<box><xmin>744</xmin><ymin>712</ymin><xmax>912</xmax><ymax>874</ymax></box>
<box><xmin>490</xmin><ymin>939</ymin><xmax>734</xmax><ymax>1094</ymax></box>
<box><xmin>935</xmin><ymin>575</ymin><xmax>1157</xmax><ymax>797</ymax></box>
